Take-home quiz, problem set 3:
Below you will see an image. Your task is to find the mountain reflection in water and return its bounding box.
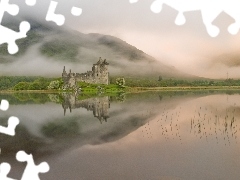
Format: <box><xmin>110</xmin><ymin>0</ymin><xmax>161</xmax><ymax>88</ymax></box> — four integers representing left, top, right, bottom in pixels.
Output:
<box><xmin>1</xmin><ymin>91</ymin><xmax>240</xmax><ymax>180</ymax></box>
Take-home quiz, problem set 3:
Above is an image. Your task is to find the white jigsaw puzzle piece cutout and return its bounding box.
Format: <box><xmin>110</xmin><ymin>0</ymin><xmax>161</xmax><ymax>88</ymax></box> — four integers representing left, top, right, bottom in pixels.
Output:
<box><xmin>0</xmin><ymin>100</ymin><xmax>19</xmax><ymax>136</ymax></box>
<box><xmin>0</xmin><ymin>21</ymin><xmax>30</xmax><ymax>54</ymax></box>
<box><xmin>25</xmin><ymin>0</ymin><xmax>37</xmax><ymax>6</ymax></box>
<box><xmin>46</xmin><ymin>1</ymin><xmax>65</xmax><ymax>26</ymax></box>
<box><xmin>0</xmin><ymin>0</ymin><xmax>19</xmax><ymax>22</ymax></box>
<box><xmin>0</xmin><ymin>100</ymin><xmax>9</xmax><ymax>111</ymax></box>
<box><xmin>131</xmin><ymin>0</ymin><xmax>240</xmax><ymax>37</ymax></box>
<box><xmin>0</xmin><ymin>116</ymin><xmax>19</xmax><ymax>136</ymax></box>
<box><xmin>150</xmin><ymin>0</ymin><xmax>223</xmax><ymax>37</ymax></box>
<box><xmin>0</xmin><ymin>0</ymin><xmax>31</xmax><ymax>54</ymax></box>
<box><xmin>129</xmin><ymin>0</ymin><xmax>138</xmax><ymax>3</ymax></box>
<box><xmin>0</xmin><ymin>163</ymin><xmax>16</xmax><ymax>180</ymax></box>
<box><xmin>16</xmin><ymin>151</ymin><xmax>50</xmax><ymax>180</ymax></box>
<box><xmin>71</xmin><ymin>6</ymin><xmax>82</xmax><ymax>16</ymax></box>
<box><xmin>221</xmin><ymin>0</ymin><xmax>240</xmax><ymax>35</ymax></box>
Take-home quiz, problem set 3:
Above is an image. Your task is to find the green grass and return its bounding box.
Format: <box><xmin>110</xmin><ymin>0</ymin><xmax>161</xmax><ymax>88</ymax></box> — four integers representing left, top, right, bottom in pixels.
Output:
<box><xmin>77</xmin><ymin>82</ymin><xmax>125</xmax><ymax>94</ymax></box>
<box><xmin>110</xmin><ymin>76</ymin><xmax>240</xmax><ymax>88</ymax></box>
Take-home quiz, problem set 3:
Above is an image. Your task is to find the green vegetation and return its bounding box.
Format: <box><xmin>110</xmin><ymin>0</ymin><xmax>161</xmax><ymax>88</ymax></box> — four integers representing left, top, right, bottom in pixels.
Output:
<box><xmin>0</xmin><ymin>76</ymin><xmax>48</xmax><ymax>90</ymax></box>
<box><xmin>47</xmin><ymin>79</ymin><xmax>64</xmax><ymax>90</ymax></box>
<box><xmin>0</xmin><ymin>76</ymin><xmax>61</xmax><ymax>91</ymax></box>
<box><xmin>13</xmin><ymin>77</ymin><xmax>55</xmax><ymax>91</ymax></box>
<box><xmin>3</xmin><ymin>75</ymin><xmax>240</xmax><ymax>94</ymax></box>
<box><xmin>13</xmin><ymin>82</ymin><xmax>30</xmax><ymax>91</ymax></box>
<box><xmin>115</xmin><ymin>77</ymin><xmax>125</xmax><ymax>87</ymax></box>
<box><xmin>40</xmin><ymin>40</ymin><xmax>79</xmax><ymax>61</ymax></box>
<box><xmin>114</xmin><ymin>77</ymin><xmax>240</xmax><ymax>88</ymax></box>
<box><xmin>77</xmin><ymin>81</ymin><xmax>126</xmax><ymax>94</ymax></box>
<box><xmin>0</xmin><ymin>76</ymin><xmax>125</xmax><ymax>93</ymax></box>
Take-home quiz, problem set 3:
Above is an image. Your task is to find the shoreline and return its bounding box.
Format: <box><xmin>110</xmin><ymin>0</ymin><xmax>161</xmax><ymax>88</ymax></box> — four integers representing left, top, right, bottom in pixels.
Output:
<box><xmin>1</xmin><ymin>86</ymin><xmax>240</xmax><ymax>94</ymax></box>
<box><xmin>126</xmin><ymin>86</ymin><xmax>240</xmax><ymax>92</ymax></box>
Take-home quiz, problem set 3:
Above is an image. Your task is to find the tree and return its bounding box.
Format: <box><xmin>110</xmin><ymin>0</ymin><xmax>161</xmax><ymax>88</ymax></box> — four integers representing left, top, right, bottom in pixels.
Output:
<box><xmin>158</xmin><ymin>76</ymin><xmax>163</xmax><ymax>81</ymax></box>
<box><xmin>116</xmin><ymin>78</ymin><xmax>125</xmax><ymax>87</ymax></box>
<box><xmin>33</xmin><ymin>78</ymin><xmax>49</xmax><ymax>90</ymax></box>
<box><xmin>48</xmin><ymin>80</ymin><xmax>61</xmax><ymax>90</ymax></box>
<box><xmin>13</xmin><ymin>82</ymin><xmax>30</xmax><ymax>90</ymax></box>
<box><xmin>28</xmin><ymin>82</ymin><xmax>41</xmax><ymax>90</ymax></box>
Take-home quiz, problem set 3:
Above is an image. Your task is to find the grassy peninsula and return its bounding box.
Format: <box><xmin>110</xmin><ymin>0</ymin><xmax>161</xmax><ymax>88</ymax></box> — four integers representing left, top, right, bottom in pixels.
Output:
<box><xmin>1</xmin><ymin>76</ymin><xmax>240</xmax><ymax>94</ymax></box>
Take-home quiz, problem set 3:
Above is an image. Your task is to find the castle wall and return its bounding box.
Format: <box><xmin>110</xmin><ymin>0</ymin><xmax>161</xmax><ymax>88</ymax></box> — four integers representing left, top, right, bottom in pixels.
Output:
<box><xmin>69</xmin><ymin>77</ymin><xmax>76</xmax><ymax>87</ymax></box>
<box><xmin>62</xmin><ymin>58</ymin><xmax>109</xmax><ymax>88</ymax></box>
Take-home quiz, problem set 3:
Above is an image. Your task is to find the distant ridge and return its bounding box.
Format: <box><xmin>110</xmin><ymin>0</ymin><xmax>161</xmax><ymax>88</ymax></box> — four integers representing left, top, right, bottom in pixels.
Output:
<box><xmin>0</xmin><ymin>19</ymin><xmax>199</xmax><ymax>79</ymax></box>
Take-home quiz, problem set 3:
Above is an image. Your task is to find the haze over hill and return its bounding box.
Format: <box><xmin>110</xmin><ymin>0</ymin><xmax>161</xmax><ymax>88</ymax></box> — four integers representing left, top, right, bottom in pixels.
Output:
<box><xmin>0</xmin><ymin>19</ymin><xmax>196</xmax><ymax>79</ymax></box>
<box><xmin>2</xmin><ymin>0</ymin><xmax>240</xmax><ymax>79</ymax></box>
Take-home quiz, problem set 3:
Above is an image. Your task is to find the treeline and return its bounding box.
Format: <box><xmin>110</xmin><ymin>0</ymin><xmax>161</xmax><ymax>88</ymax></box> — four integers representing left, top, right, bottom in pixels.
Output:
<box><xmin>0</xmin><ymin>76</ymin><xmax>56</xmax><ymax>90</ymax></box>
<box><xmin>2</xmin><ymin>76</ymin><xmax>240</xmax><ymax>91</ymax></box>
<box><xmin>0</xmin><ymin>76</ymin><xmax>39</xmax><ymax>90</ymax></box>
<box><xmin>119</xmin><ymin>77</ymin><xmax>240</xmax><ymax>87</ymax></box>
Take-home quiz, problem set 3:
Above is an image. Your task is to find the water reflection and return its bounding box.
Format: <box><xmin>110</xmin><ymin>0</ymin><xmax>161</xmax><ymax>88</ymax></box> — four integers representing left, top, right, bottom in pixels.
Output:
<box><xmin>0</xmin><ymin>92</ymin><xmax>158</xmax><ymax>157</ymax></box>
<box><xmin>144</xmin><ymin>94</ymin><xmax>240</xmax><ymax>146</ymax></box>
<box><xmin>1</xmin><ymin>91</ymin><xmax>240</xmax><ymax>179</ymax></box>
<box><xmin>62</xmin><ymin>93</ymin><xmax>110</xmax><ymax>123</ymax></box>
<box><xmin>189</xmin><ymin>102</ymin><xmax>239</xmax><ymax>146</ymax></box>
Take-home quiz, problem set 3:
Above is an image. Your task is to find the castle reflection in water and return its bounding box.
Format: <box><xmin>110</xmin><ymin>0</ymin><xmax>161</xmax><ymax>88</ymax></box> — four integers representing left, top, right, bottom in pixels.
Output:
<box><xmin>62</xmin><ymin>93</ymin><xmax>110</xmax><ymax>123</ymax></box>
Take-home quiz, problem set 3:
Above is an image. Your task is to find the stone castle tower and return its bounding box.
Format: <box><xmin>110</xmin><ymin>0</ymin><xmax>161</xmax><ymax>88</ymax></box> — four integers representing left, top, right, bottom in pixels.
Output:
<box><xmin>62</xmin><ymin>57</ymin><xmax>109</xmax><ymax>89</ymax></box>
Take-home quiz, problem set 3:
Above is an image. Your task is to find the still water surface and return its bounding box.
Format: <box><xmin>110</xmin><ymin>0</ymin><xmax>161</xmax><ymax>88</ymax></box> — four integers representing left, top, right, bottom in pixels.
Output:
<box><xmin>1</xmin><ymin>91</ymin><xmax>240</xmax><ymax>180</ymax></box>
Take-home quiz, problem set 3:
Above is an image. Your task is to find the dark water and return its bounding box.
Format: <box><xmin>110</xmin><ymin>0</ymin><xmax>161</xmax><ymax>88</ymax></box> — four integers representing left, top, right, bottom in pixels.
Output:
<box><xmin>1</xmin><ymin>91</ymin><xmax>240</xmax><ymax>180</ymax></box>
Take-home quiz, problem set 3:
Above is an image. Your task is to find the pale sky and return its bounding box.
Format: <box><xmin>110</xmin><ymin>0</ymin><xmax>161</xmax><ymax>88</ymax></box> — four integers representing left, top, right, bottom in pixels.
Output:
<box><xmin>7</xmin><ymin>0</ymin><xmax>240</xmax><ymax>79</ymax></box>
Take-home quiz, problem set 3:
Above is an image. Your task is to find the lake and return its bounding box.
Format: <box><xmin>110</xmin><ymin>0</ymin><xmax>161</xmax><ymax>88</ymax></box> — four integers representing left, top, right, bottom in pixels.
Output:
<box><xmin>1</xmin><ymin>90</ymin><xmax>240</xmax><ymax>180</ymax></box>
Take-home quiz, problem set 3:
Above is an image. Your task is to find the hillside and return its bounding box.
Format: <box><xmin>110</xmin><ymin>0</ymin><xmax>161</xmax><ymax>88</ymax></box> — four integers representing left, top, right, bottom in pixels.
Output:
<box><xmin>0</xmin><ymin>19</ymin><xmax>196</xmax><ymax>79</ymax></box>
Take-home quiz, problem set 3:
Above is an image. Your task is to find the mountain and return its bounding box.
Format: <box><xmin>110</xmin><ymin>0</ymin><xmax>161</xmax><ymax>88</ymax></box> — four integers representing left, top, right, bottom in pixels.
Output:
<box><xmin>210</xmin><ymin>53</ymin><xmax>240</xmax><ymax>67</ymax></box>
<box><xmin>0</xmin><ymin>19</ymin><xmax>196</xmax><ymax>79</ymax></box>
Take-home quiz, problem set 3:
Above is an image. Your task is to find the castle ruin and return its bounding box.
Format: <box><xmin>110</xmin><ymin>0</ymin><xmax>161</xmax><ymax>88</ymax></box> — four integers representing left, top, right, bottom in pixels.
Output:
<box><xmin>62</xmin><ymin>57</ymin><xmax>109</xmax><ymax>89</ymax></box>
